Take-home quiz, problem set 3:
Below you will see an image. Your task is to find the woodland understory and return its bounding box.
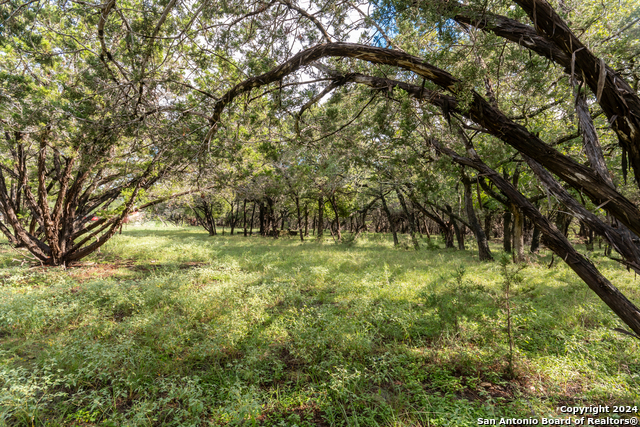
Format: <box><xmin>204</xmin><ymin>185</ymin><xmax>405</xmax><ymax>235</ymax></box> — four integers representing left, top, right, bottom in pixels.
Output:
<box><xmin>0</xmin><ymin>226</ymin><xmax>639</xmax><ymax>425</ymax></box>
<box><xmin>1</xmin><ymin>0</ymin><xmax>640</xmax><ymax>423</ymax></box>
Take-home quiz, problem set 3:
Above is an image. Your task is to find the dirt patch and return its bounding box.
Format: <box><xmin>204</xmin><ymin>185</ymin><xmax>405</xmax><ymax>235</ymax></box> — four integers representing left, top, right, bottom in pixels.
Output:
<box><xmin>66</xmin><ymin>260</ymin><xmax>208</xmax><ymax>281</ymax></box>
<box><xmin>66</xmin><ymin>262</ymin><xmax>125</xmax><ymax>282</ymax></box>
<box><xmin>129</xmin><ymin>261</ymin><xmax>208</xmax><ymax>272</ymax></box>
<box><xmin>179</xmin><ymin>261</ymin><xmax>208</xmax><ymax>269</ymax></box>
<box><xmin>460</xmin><ymin>381</ymin><xmax>515</xmax><ymax>401</ymax></box>
<box><xmin>257</xmin><ymin>402</ymin><xmax>329</xmax><ymax>426</ymax></box>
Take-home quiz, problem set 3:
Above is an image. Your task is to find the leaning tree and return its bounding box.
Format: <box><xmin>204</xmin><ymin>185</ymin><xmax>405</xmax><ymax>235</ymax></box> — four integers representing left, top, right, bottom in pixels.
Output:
<box><xmin>188</xmin><ymin>1</ymin><xmax>640</xmax><ymax>335</ymax></box>
<box><xmin>3</xmin><ymin>0</ymin><xmax>640</xmax><ymax>335</ymax></box>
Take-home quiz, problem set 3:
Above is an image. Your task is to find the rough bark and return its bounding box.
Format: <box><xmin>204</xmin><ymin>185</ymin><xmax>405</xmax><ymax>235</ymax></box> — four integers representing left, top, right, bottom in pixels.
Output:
<box><xmin>511</xmin><ymin>204</ymin><xmax>525</xmax><ymax>263</ymax></box>
<box><xmin>431</xmin><ymin>137</ymin><xmax>640</xmax><ymax>337</ymax></box>
<box><xmin>0</xmin><ymin>136</ymin><xmax>174</xmax><ymax>265</ymax></box>
<box><xmin>462</xmin><ymin>171</ymin><xmax>493</xmax><ymax>261</ymax></box>
<box><xmin>511</xmin><ymin>0</ymin><xmax>640</xmax><ymax>185</ymax></box>
<box><xmin>575</xmin><ymin>92</ymin><xmax>614</xmax><ymax>186</ymax></box>
<box><xmin>523</xmin><ymin>154</ymin><xmax>640</xmax><ymax>273</ymax></box>
<box><xmin>454</xmin><ymin>0</ymin><xmax>640</xmax><ymax>183</ymax></box>
<box><xmin>206</xmin><ymin>43</ymin><xmax>640</xmax><ymax>241</ymax></box>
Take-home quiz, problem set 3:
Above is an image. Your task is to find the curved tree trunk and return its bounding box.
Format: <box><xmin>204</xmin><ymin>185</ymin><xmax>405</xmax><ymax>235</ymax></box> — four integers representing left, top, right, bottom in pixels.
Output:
<box><xmin>206</xmin><ymin>42</ymin><xmax>640</xmax><ymax>240</ymax></box>
<box><xmin>510</xmin><ymin>0</ymin><xmax>640</xmax><ymax>185</ymax></box>
<box><xmin>431</xmin><ymin>137</ymin><xmax>640</xmax><ymax>337</ymax></box>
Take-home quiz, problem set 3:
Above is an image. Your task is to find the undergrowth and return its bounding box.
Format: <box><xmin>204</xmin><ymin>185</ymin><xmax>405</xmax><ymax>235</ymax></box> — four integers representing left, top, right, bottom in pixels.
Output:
<box><xmin>0</xmin><ymin>225</ymin><xmax>638</xmax><ymax>426</ymax></box>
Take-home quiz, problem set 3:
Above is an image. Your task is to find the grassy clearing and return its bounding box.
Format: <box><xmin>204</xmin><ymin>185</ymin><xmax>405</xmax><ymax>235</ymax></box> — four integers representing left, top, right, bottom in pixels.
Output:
<box><xmin>0</xmin><ymin>225</ymin><xmax>639</xmax><ymax>426</ymax></box>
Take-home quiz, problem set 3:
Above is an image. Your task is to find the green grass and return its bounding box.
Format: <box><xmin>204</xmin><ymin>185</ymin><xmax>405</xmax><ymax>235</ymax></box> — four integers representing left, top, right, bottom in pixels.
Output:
<box><xmin>0</xmin><ymin>225</ymin><xmax>639</xmax><ymax>426</ymax></box>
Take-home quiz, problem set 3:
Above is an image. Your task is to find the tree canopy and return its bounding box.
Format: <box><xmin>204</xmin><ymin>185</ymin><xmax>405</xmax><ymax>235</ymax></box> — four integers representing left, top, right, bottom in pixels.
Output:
<box><xmin>2</xmin><ymin>0</ymin><xmax>640</xmax><ymax>334</ymax></box>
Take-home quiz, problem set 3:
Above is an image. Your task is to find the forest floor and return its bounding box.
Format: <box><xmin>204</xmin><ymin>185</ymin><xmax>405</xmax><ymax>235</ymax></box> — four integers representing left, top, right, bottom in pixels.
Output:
<box><xmin>0</xmin><ymin>225</ymin><xmax>639</xmax><ymax>426</ymax></box>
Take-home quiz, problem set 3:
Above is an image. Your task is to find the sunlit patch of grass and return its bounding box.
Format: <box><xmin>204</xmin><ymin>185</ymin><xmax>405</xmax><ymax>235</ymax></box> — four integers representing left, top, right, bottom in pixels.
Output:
<box><xmin>0</xmin><ymin>224</ymin><xmax>639</xmax><ymax>425</ymax></box>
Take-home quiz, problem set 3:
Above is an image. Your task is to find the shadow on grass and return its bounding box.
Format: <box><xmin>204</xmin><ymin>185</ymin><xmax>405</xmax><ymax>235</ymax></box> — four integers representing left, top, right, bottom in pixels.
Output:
<box><xmin>0</xmin><ymin>227</ymin><xmax>638</xmax><ymax>426</ymax></box>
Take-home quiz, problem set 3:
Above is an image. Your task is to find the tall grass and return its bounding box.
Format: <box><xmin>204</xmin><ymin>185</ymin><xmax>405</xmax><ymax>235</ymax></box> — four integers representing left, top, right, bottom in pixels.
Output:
<box><xmin>0</xmin><ymin>225</ymin><xmax>638</xmax><ymax>426</ymax></box>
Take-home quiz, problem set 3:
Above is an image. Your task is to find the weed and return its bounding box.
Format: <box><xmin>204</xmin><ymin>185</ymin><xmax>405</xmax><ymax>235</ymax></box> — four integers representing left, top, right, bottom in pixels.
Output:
<box><xmin>499</xmin><ymin>253</ymin><xmax>526</xmax><ymax>380</ymax></box>
<box><xmin>0</xmin><ymin>226</ymin><xmax>638</xmax><ymax>426</ymax></box>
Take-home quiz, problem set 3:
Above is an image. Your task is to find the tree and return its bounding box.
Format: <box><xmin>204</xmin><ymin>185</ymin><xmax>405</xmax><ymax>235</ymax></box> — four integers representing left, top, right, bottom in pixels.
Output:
<box><xmin>4</xmin><ymin>0</ymin><xmax>640</xmax><ymax>335</ymax></box>
<box><xmin>0</xmin><ymin>0</ymin><xmax>208</xmax><ymax>265</ymax></box>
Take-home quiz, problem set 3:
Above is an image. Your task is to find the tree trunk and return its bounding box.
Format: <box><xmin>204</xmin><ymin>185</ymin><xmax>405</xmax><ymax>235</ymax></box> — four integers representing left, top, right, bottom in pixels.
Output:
<box><xmin>396</xmin><ymin>189</ymin><xmax>420</xmax><ymax>250</ymax></box>
<box><xmin>380</xmin><ymin>192</ymin><xmax>398</xmax><ymax>246</ymax></box>
<box><xmin>484</xmin><ymin>211</ymin><xmax>492</xmax><ymax>241</ymax></box>
<box><xmin>229</xmin><ymin>201</ymin><xmax>235</xmax><ymax>235</ymax></box>
<box><xmin>295</xmin><ymin>196</ymin><xmax>304</xmax><ymax>242</ymax></box>
<box><xmin>317</xmin><ymin>196</ymin><xmax>324</xmax><ymax>238</ymax></box>
<box><xmin>523</xmin><ymin>153</ymin><xmax>640</xmax><ymax>273</ymax></box>
<box><xmin>530</xmin><ymin>227</ymin><xmax>541</xmax><ymax>253</ymax></box>
<box><xmin>585</xmin><ymin>223</ymin><xmax>595</xmax><ymax>252</ymax></box>
<box><xmin>446</xmin><ymin>204</ymin><xmax>465</xmax><ymax>250</ymax></box>
<box><xmin>404</xmin><ymin>191</ymin><xmax>456</xmax><ymax>249</ymax></box>
<box><xmin>249</xmin><ymin>202</ymin><xmax>256</xmax><ymax>236</ymax></box>
<box><xmin>508</xmin><ymin>0</ymin><xmax>640</xmax><ymax>186</ymax></box>
<box><xmin>432</xmin><ymin>137</ymin><xmax>640</xmax><ymax>337</ymax></box>
<box><xmin>555</xmin><ymin>210</ymin><xmax>572</xmax><ymax>237</ymax></box>
<box><xmin>511</xmin><ymin>204</ymin><xmax>525</xmax><ymax>263</ymax></box>
<box><xmin>329</xmin><ymin>196</ymin><xmax>342</xmax><ymax>242</ymax></box>
<box><xmin>462</xmin><ymin>171</ymin><xmax>493</xmax><ymax>261</ymax></box>
<box><xmin>243</xmin><ymin>199</ymin><xmax>247</xmax><ymax>237</ymax></box>
<box><xmin>259</xmin><ymin>203</ymin><xmax>266</xmax><ymax>236</ymax></box>
<box><xmin>503</xmin><ymin>210</ymin><xmax>512</xmax><ymax>253</ymax></box>
<box><xmin>266</xmin><ymin>198</ymin><xmax>277</xmax><ymax>237</ymax></box>
<box><xmin>452</xmin><ymin>218</ymin><xmax>465</xmax><ymax>250</ymax></box>
<box><xmin>208</xmin><ymin>42</ymin><xmax>640</xmax><ymax>240</ymax></box>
